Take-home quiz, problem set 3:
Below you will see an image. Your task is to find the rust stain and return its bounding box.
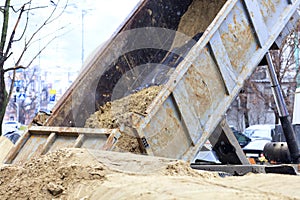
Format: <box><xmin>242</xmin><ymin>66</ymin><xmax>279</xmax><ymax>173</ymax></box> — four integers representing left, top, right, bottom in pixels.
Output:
<box><xmin>166</xmin><ymin>107</ymin><xmax>174</xmax><ymax>116</ymax></box>
<box><xmin>144</xmin><ymin>102</ymin><xmax>189</xmax><ymax>157</ymax></box>
<box><xmin>260</xmin><ymin>0</ymin><xmax>279</xmax><ymax>21</ymax></box>
<box><xmin>233</xmin><ymin>14</ymin><xmax>237</xmax><ymax>25</ymax></box>
<box><xmin>268</xmin><ymin>0</ymin><xmax>276</xmax><ymax>13</ymax></box>
<box><xmin>221</xmin><ymin>14</ymin><xmax>257</xmax><ymax>73</ymax></box>
<box><xmin>185</xmin><ymin>66</ymin><xmax>212</xmax><ymax>115</ymax></box>
<box><xmin>101</xmin><ymin>134</ymin><xmax>114</xmax><ymax>150</ymax></box>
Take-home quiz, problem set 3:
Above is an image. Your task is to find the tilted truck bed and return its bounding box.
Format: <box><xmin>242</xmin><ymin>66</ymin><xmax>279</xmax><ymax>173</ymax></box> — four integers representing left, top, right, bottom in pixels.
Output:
<box><xmin>5</xmin><ymin>0</ymin><xmax>300</xmax><ymax>164</ymax></box>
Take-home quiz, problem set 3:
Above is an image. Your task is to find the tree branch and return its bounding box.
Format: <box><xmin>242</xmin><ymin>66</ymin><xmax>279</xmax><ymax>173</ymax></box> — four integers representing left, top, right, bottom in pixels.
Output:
<box><xmin>13</xmin><ymin>0</ymin><xmax>69</xmax><ymax>68</ymax></box>
<box><xmin>3</xmin><ymin>4</ymin><xmax>25</xmax><ymax>64</ymax></box>
<box><xmin>0</xmin><ymin>0</ymin><xmax>10</xmax><ymax>66</ymax></box>
<box><xmin>3</xmin><ymin>65</ymin><xmax>27</xmax><ymax>73</ymax></box>
<box><xmin>8</xmin><ymin>64</ymin><xmax>16</xmax><ymax>103</ymax></box>
<box><xmin>25</xmin><ymin>37</ymin><xmax>56</xmax><ymax>68</ymax></box>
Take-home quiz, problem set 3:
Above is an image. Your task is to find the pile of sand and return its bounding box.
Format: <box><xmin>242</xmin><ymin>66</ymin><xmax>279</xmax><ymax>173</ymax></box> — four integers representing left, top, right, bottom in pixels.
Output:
<box><xmin>85</xmin><ymin>85</ymin><xmax>162</xmax><ymax>129</ymax></box>
<box><xmin>84</xmin><ymin>86</ymin><xmax>162</xmax><ymax>154</ymax></box>
<box><xmin>0</xmin><ymin>148</ymin><xmax>299</xmax><ymax>200</ymax></box>
<box><xmin>0</xmin><ymin>148</ymin><xmax>213</xmax><ymax>199</ymax></box>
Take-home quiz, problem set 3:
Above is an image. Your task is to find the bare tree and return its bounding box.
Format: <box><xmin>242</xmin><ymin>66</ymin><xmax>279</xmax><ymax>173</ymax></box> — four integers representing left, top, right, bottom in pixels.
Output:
<box><xmin>0</xmin><ymin>0</ymin><xmax>68</xmax><ymax>134</ymax></box>
<box><xmin>6</xmin><ymin>66</ymin><xmax>42</xmax><ymax>124</ymax></box>
<box><xmin>236</xmin><ymin>31</ymin><xmax>299</xmax><ymax>127</ymax></box>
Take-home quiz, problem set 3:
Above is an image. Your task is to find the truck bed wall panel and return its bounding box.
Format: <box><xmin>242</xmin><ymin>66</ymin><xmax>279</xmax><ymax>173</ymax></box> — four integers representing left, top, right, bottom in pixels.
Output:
<box><xmin>9</xmin><ymin>0</ymin><xmax>300</xmax><ymax>163</ymax></box>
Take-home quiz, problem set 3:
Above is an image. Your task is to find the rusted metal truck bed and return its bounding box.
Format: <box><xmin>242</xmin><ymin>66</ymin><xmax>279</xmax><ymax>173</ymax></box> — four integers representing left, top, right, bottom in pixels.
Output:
<box><xmin>5</xmin><ymin>0</ymin><xmax>300</xmax><ymax>164</ymax></box>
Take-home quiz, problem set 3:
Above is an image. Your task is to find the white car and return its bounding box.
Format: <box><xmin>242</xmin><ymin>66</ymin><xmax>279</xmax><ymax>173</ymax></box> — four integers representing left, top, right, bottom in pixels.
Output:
<box><xmin>2</xmin><ymin>121</ymin><xmax>22</xmax><ymax>144</ymax></box>
<box><xmin>242</xmin><ymin>124</ymin><xmax>275</xmax><ymax>162</ymax></box>
<box><xmin>2</xmin><ymin>121</ymin><xmax>20</xmax><ymax>132</ymax></box>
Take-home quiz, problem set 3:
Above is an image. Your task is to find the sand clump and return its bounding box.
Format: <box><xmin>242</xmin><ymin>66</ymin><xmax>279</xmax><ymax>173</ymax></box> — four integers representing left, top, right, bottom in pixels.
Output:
<box><xmin>162</xmin><ymin>160</ymin><xmax>219</xmax><ymax>179</ymax></box>
<box><xmin>177</xmin><ymin>0</ymin><xmax>227</xmax><ymax>36</ymax></box>
<box><xmin>172</xmin><ymin>0</ymin><xmax>227</xmax><ymax>48</ymax></box>
<box><xmin>0</xmin><ymin>148</ymin><xmax>107</xmax><ymax>199</ymax></box>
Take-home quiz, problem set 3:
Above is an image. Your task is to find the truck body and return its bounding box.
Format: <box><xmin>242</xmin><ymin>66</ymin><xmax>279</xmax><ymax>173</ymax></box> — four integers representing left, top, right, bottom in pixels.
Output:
<box><xmin>4</xmin><ymin>0</ymin><xmax>300</xmax><ymax>164</ymax></box>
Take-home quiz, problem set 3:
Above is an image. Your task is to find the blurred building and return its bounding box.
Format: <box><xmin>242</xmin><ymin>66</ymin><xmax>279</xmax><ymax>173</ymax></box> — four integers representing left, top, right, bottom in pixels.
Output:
<box><xmin>226</xmin><ymin>65</ymin><xmax>297</xmax><ymax>132</ymax></box>
<box><xmin>4</xmin><ymin>65</ymin><xmax>78</xmax><ymax>124</ymax></box>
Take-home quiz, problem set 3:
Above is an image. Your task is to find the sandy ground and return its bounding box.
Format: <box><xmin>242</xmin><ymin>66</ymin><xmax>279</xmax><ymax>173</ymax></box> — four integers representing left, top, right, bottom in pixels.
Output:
<box><xmin>0</xmin><ymin>148</ymin><xmax>299</xmax><ymax>200</ymax></box>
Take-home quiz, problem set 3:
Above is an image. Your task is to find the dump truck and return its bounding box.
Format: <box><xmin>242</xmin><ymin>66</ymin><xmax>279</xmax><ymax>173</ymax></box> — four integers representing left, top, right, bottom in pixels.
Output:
<box><xmin>4</xmin><ymin>0</ymin><xmax>300</xmax><ymax>174</ymax></box>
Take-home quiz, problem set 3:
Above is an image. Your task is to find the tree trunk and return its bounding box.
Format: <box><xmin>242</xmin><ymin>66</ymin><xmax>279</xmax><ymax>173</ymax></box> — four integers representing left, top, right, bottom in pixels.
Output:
<box><xmin>0</xmin><ymin>69</ymin><xmax>8</xmax><ymax>135</ymax></box>
<box><xmin>19</xmin><ymin>103</ymin><xmax>26</xmax><ymax>124</ymax></box>
<box><xmin>244</xmin><ymin>109</ymin><xmax>250</xmax><ymax>128</ymax></box>
<box><xmin>239</xmin><ymin>90</ymin><xmax>250</xmax><ymax>128</ymax></box>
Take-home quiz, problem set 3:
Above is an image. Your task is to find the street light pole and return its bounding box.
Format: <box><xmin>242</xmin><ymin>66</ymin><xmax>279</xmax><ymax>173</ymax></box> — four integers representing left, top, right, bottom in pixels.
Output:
<box><xmin>15</xmin><ymin>101</ymin><xmax>19</xmax><ymax>123</ymax></box>
<box><xmin>81</xmin><ymin>9</ymin><xmax>87</xmax><ymax>66</ymax></box>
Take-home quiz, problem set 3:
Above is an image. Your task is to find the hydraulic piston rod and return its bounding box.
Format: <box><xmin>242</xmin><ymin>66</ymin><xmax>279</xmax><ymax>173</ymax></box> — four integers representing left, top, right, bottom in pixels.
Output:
<box><xmin>265</xmin><ymin>52</ymin><xmax>300</xmax><ymax>163</ymax></box>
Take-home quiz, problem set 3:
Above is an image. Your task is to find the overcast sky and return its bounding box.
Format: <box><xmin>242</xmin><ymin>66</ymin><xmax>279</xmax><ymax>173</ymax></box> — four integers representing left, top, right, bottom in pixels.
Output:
<box><xmin>7</xmin><ymin>0</ymin><xmax>140</xmax><ymax>74</ymax></box>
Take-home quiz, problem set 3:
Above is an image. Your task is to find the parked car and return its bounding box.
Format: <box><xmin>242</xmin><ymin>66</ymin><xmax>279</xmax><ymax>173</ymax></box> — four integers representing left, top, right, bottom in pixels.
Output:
<box><xmin>2</xmin><ymin>121</ymin><xmax>22</xmax><ymax>144</ymax></box>
<box><xmin>242</xmin><ymin>124</ymin><xmax>275</xmax><ymax>162</ymax></box>
<box><xmin>230</xmin><ymin>127</ymin><xmax>251</xmax><ymax>148</ymax></box>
